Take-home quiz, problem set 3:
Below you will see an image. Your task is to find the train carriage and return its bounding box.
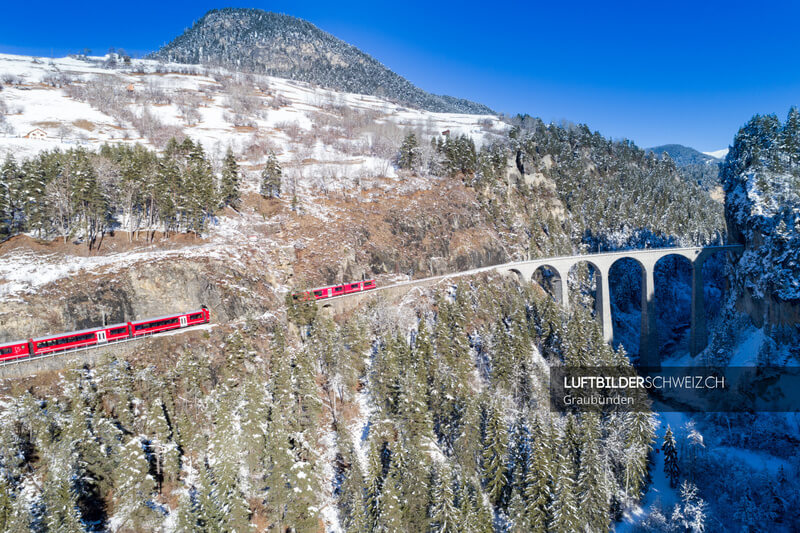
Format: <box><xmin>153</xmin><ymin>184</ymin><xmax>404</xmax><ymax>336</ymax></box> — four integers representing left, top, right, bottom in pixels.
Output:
<box><xmin>101</xmin><ymin>322</ymin><xmax>132</xmax><ymax>343</ymax></box>
<box><xmin>130</xmin><ymin>308</ymin><xmax>209</xmax><ymax>337</ymax></box>
<box><xmin>292</xmin><ymin>279</ymin><xmax>377</xmax><ymax>301</ymax></box>
<box><xmin>0</xmin><ymin>341</ymin><xmax>32</xmax><ymax>362</ymax></box>
<box><xmin>32</xmin><ymin>327</ymin><xmax>101</xmax><ymax>355</ymax></box>
<box><xmin>0</xmin><ymin>308</ymin><xmax>212</xmax><ymax>363</ymax></box>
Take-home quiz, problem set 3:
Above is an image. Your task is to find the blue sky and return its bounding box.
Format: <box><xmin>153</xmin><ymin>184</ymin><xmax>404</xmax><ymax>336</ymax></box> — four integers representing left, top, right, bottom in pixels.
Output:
<box><xmin>1</xmin><ymin>1</ymin><xmax>799</xmax><ymax>151</ymax></box>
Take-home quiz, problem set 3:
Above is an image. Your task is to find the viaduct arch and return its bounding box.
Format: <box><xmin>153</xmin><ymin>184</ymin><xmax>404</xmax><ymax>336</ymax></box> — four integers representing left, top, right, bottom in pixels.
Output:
<box><xmin>495</xmin><ymin>245</ymin><xmax>743</xmax><ymax>368</ymax></box>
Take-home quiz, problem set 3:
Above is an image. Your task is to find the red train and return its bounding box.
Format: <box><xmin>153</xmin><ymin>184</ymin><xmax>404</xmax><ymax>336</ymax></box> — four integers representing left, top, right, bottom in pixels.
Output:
<box><xmin>293</xmin><ymin>279</ymin><xmax>377</xmax><ymax>301</ymax></box>
<box><xmin>0</xmin><ymin>308</ymin><xmax>210</xmax><ymax>363</ymax></box>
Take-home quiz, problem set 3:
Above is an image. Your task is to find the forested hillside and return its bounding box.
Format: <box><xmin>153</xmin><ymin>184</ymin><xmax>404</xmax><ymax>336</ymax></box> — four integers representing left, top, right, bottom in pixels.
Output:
<box><xmin>0</xmin><ymin>277</ymin><xmax>655</xmax><ymax>532</ymax></box>
<box><xmin>646</xmin><ymin>144</ymin><xmax>722</xmax><ymax>190</ymax></box>
<box><xmin>721</xmin><ymin>107</ymin><xmax>800</xmax><ymax>318</ymax></box>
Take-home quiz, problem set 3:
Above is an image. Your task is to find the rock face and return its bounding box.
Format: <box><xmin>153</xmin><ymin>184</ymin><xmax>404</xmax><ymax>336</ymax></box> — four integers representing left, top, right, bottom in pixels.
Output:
<box><xmin>150</xmin><ymin>8</ymin><xmax>493</xmax><ymax>115</ymax></box>
<box><xmin>0</xmin><ymin>257</ymin><xmax>270</xmax><ymax>343</ymax></box>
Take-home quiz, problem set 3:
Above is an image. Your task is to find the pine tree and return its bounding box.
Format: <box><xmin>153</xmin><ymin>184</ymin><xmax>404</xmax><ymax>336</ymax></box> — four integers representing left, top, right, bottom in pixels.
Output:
<box><xmin>549</xmin><ymin>442</ymin><xmax>580</xmax><ymax>533</ymax></box>
<box><xmin>68</xmin><ymin>148</ymin><xmax>108</xmax><ymax>247</ymax></box>
<box><xmin>1</xmin><ymin>155</ymin><xmax>22</xmax><ymax>235</ymax></box>
<box><xmin>781</xmin><ymin>107</ymin><xmax>800</xmax><ymax>170</ymax></box>
<box><xmin>481</xmin><ymin>400</ymin><xmax>508</xmax><ymax>506</ymax></box>
<box><xmin>375</xmin><ymin>464</ymin><xmax>404</xmax><ymax>532</ymax></box>
<box><xmin>0</xmin><ymin>476</ymin><xmax>14</xmax><ymax>530</ymax></box>
<box><xmin>430</xmin><ymin>464</ymin><xmax>459</xmax><ymax>533</ymax></box>
<box><xmin>524</xmin><ymin>422</ymin><xmax>552</xmax><ymax>532</ymax></box>
<box><xmin>43</xmin><ymin>457</ymin><xmax>85</xmax><ymax>533</ymax></box>
<box><xmin>219</xmin><ymin>147</ymin><xmax>241</xmax><ymax>209</ymax></box>
<box><xmin>399</xmin><ymin>132</ymin><xmax>419</xmax><ymax>170</ymax></box>
<box><xmin>577</xmin><ymin>413</ymin><xmax>610</xmax><ymax>531</ymax></box>
<box><xmin>5</xmin><ymin>484</ymin><xmax>33</xmax><ymax>533</ymax></box>
<box><xmin>112</xmin><ymin>436</ymin><xmax>159</xmax><ymax>530</ymax></box>
<box><xmin>175</xmin><ymin>485</ymin><xmax>200</xmax><ymax>532</ymax></box>
<box><xmin>184</xmin><ymin>142</ymin><xmax>216</xmax><ymax>235</ymax></box>
<box><xmin>338</xmin><ymin>444</ymin><xmax>368</xmax><ymax>533</ymax></box>
<box><xmin>195</xmin><ymin>460</ymin><xmax>224</xmax><ymax>532</ymax></box>
<box><xmin>663</xmin><ymin>425</ymin><xmax>680</xmax><ymax>488</ymax></box>
<box><xmin>260</xmin><ymin>151</ymin><xmax>282</xmax><ymax>198</ymax></box>
<box><xmin>623</xmin><ymin>411</ymin><xmax>654</xmax><ymax>501</ymax></box>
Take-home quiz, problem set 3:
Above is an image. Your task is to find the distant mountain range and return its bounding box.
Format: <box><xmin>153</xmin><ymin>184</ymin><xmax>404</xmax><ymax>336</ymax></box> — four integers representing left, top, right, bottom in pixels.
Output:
<box><xmin>646</xmin><ymin>144</ymin><xmax>726</xmax><ymax>167</ymax></box>
<box><xmin>646</xmin><ymin>144</ymin><xmax>725</xmax><ymax>190</ymax></box>
<box><xmin>150</xmin><ymin>8</ymin><xmax>494</xmax><ymax>115</ymax></box>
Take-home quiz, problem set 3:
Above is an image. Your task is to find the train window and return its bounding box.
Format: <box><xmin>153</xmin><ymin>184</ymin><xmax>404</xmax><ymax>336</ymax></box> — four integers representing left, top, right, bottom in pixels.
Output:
<box><xmin>134</xmin><ymin>318</ymin><xmax>179</xmax><ymax>331</ymax></box>
<box><xmin>314</xmin><ymin>290</ymin><xmax>324</xmax><ymax>297</ymax></box>
<box><xmin>38</xmin><ymin>333</ymin><xmax>95</xmax><ymax>348</ymax></box>
<box><xmin>0</xmin><ymin>347</ymin><xmax>12</xmax><ymax>356</ymax></box>
<box><xmin>109</xmin><ymin>327</ymin><xmax>128</xmax><ymax>336</ymax></box>
<box><xmin>188</xmin><ymin>313</ymin><xmax>203</xmax><ymax>321</ymax></box>
<box><xmin>349</xmin><ymin>283</ymin><xmax>359</xmax><ymax>288</ymax></box>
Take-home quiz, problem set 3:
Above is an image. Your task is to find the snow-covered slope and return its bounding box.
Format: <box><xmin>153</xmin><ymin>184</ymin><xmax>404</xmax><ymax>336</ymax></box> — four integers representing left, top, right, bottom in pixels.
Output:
<box><xmin>0</xmin><ymin>52</ymin><xmax>506</xmax><ymax>170</ymax></box>
<box><xmin>703</xmin><ymin>148</ymin><xmax>728</xmax><ymax>160</ymax></box>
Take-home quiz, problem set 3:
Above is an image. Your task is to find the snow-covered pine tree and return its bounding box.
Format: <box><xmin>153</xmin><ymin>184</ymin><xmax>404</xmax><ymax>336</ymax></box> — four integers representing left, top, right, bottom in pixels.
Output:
<box><xmin>5</xmin><ymin>481</ymin><xmax>35</xmax><ymax>533</ymax></box>
<box><xmin>338</xmin><ymin>443</ymin><xmax>368</xmax><ymax>533</ymax></box>
<box><xmin>0</xmin><ymin>475</ymin><xmax>14</xmax><ymax>530</ymax></box>
<box><xmin>42</xmin><ymin>455</ymin><xmax>84</xmax><ymax>533</ymax></box>
<box><xmin>1</xmin><ymin>155</ymin><xmax>24</xmax><ymax>235</ymax></box>
<box><xmin>430</xmin><ymin>463</ymin><xmax>459</xmax><ymax>533</ymax></box>
<box><xmin>398</xmin><ymin>132</ymin><xmax>419</xmax><ymax>171</ymax></box>
<box><xmin>663</xmin><ymin>425</ymin><xmax>680</xmax><ymax>488</ymax></box>
<box><xmin>219</xmin><ymin>147</ymin><xmax>241</xmax><ymax>209</ymax></box>
<box><xmin>577</xmin><ymin>412</ymin><xmax>610</xmax><ymax>531</ymax></box>
<box><xmin>622</xmin><ymin>410</ymin><xmax>655</xmax><ymax>501</ymax></box>
<box><xmin>111</xmin><ymin>436</ymin><xmax>159</xmax><ymax>530</ymax></box>
<box><xmin>781</xmin><ymin>107</ymin><xmax>800</xmax><ymax>170</ymax></box>
<box><xmin>524</xmin><ymin>417</ymin><xmax>552</xmax><ymax>532</ymax></box>
<box><xmin>175</xmin><ymin>484</ymin><xmax>200</xmax><ymax>532</ymax></box>
<box><xmin>208</xmin><ymin>396</ymin><xmax>252</xmax><ymax>533</ymax></box>
<box><xmin>260</xmin><ymin>151</ymin><xmax>282</xmax><ymax>198</ymax></box>
<box><xmin>375</xmin><ymin>463</ymin><xmax>405</xmax><ymax>532</ymax></box>
<box><xmin>481</xmin><ymin>399</ymin><xmax>508</xmax><ymax>506</ymax></box>
<box><xmin>184</xmin><ymin>142</ymin><xmax>216</xmax><ymax>235</ymax></box>
<box><xmin>72</xmin><ymin>148</ymin><xmax>109</xmax><ymax>247</ymax></box>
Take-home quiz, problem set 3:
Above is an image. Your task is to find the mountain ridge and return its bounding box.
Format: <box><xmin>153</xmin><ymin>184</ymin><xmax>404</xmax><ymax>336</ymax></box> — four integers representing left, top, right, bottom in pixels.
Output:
<box><xmin>646</xmin><ymin>143</ymin><xmax>721</xmax><ymax>166</ymax></box>
<box><xmin>149</xmin><ymin>8</ymin><xmax>494</xmax><ymax>115</ymax></box>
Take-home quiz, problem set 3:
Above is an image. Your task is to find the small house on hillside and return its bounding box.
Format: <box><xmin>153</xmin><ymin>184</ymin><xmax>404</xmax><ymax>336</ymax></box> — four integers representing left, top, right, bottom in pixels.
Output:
<box><xmin>24</xmin><ymin>128</ymin><xmax>48</xmax><ymax>140</ymax></box>
<box><xmin>126</xmin><ymin>83</ymin><xmax>135</xmax><ymax>93</ymax></box>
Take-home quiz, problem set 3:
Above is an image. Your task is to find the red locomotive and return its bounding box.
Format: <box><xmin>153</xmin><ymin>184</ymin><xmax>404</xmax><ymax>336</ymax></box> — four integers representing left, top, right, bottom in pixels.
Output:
<box><xmin>0</xmin><ymin>307</ymin><xmax>210</xmax><ymax>363</ymax></box>
<box><xmin>292</xmin><ymin>279</ymin><xmax>377</xmax><ymax>301</ymax></box>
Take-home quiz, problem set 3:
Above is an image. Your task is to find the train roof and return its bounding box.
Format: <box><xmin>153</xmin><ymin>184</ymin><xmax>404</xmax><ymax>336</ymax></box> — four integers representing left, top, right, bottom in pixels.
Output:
<box><xmin>0</xmin><ymin>339</ymin><xmax>28</xmax><ymax>348</ymax></box>
<box><xmin>32</xmin><ymin>326</ymin><xmax>102</xmax><ymax>342</ymax></box>
<box><xmin>129</xmin><ymin>310</ymin><xmax>204</xmax><ymax>324</ymax></box>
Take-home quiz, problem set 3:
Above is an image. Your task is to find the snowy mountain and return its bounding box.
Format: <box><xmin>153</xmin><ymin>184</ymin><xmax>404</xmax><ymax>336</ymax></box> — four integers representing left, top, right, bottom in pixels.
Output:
<box><xmin>150</xmin><ymin>8</ymin><xmax>494</xmax><ymax>115</ymax></box>
<box><xmin>647</xmin><ymin>143</ymin><xmax>723</xmax><ymax>190</ymax></box>
<box><xmin>646</xmin><ymin>143</ymin><xmax>721</xmax><ymax>166</ymax></box>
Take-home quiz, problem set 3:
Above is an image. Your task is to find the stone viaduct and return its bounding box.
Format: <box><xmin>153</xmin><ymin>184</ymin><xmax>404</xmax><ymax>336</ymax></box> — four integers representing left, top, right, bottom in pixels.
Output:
<box><xmin>324</xmin><ymin>245</ymin><xmax>744</xmax><ymax>369</ymax></box>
